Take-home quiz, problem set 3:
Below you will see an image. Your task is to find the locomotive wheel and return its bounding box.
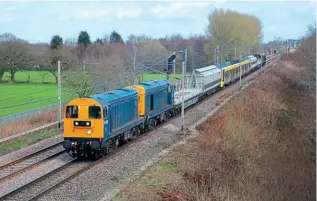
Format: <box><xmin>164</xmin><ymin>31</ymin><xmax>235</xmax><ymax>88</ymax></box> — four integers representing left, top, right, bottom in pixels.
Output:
<box><xmin>90</xmin><ymin>151</ymin><xmax>101</xmax><ymax>160</ymax></box>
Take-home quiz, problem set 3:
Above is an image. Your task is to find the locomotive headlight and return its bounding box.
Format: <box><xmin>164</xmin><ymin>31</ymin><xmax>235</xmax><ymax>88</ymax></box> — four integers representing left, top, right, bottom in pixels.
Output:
<box><xmin>87</xmin><ymin>130</ymin><xmax>92</xmax><ymax>135</ymax></box>
<box><xmin>86</xmin><ymin>122</ymin><xmax>90</xmax><ymax>126</ymax></box>
<box><xmin>75</xmin><ymin>122</ymin><xmax>79</xmax><ymax>126</ymax></box>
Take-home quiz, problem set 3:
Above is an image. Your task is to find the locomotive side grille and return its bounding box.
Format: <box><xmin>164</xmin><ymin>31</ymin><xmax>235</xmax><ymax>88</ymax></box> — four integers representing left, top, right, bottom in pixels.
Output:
<box><xmin>73</xmin><ymin>121</ymin><xmax>92</xmax><ymax>127</ymax></box>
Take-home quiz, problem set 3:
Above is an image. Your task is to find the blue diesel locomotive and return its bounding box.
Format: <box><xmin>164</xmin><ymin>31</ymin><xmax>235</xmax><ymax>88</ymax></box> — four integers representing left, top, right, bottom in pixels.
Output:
<box><xmin>63</xmin><ymin>53</ymin><xmax>268</xmax><ymax>159</ymax></box>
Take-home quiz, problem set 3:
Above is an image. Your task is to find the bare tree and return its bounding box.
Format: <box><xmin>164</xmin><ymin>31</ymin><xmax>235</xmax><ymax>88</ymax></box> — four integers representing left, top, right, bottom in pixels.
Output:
<box><xmin>63</xmin><ymin>71</ymin><xmax>95</xmax><ymax>97</ymax></box>
<box><xmin>0</xmin><ymin>33</ymin><xmax>32</xmax><ymax>82</ymax></box>
<box><xmin>127</xmin><ymin>35</ymin><xmax>140</xmax><ymax>69</ymax></box>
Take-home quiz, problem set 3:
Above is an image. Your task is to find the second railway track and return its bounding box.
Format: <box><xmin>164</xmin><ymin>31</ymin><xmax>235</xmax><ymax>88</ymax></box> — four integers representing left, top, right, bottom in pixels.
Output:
<box><xmin>0</xmin><ymin>142</ymin><xmax>65</xmax><ymax>182</ymax></box>
<box><xmin>0</xmin><ymin>133</ymin><xmax>151</xmax><ymax>201</ymax></box>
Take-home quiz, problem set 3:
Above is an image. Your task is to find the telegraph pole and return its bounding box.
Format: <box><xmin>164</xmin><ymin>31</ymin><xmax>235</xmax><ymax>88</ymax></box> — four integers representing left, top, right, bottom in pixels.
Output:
<box><xmin>234</xmin><ymin>41</ymin><xmax>237</xmax><ymax>60</ymax></box>
<box><xmin>216</xmin><ymin>45</ymin><xmax>219</xmax><ymax>65</ymax></box>
<box><xmin>163</xmin><ymin>55</ymin><xmax>166</xmax><ymax>73</ymax></box>
<box><xmin>260</xmin><ymin>43</ymin><xmax>263</xmax><ymax>73</ymax></box>
<box><xmin>181</xmin><ymin>61</ymin><xmax>185</xmax><ymax>133</ymax></box>
<box><xmin>240</xmin><ymin>43</ymin><xmax>243</xmax><ymax>88</ymax></box>
<box><xmin>83</xmin><ymin>60</ymin><xmax>86</xmax><ymax>72</ymax></box>
<box><xmin>173</xmin><ymin>59</ymin><xmax>176</xmax><ymax>75</ymax></box>
<box><xmin>57</xmin><ymin>60</ymin><xmax>62</xmax><ymax>130</ymax></box>
<box><xmin>184</xmin><ymin>48</ymin><xmax>188</xmax><ymax>73</ymax></box>
<box><xmin>173</xmin><ymin>52</ymin><xmax>176</xmax><ymax>75</ymax></box>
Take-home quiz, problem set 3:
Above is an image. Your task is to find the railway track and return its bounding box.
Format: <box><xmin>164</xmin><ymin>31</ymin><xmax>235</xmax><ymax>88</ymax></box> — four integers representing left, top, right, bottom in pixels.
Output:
<box><xmin>0</xmin><ymin>54</ymin><xmax>281</xmax><ymax>201</ymax></box>
<box><xmin>0</xmin><ymin>131</ymin><xmax>153</xmax><ymax>201</ymax></box>
<box><xmin>0</xmin><ymin>142</ymin><xmax>65</xmax><ymax>183</ymax></box>
<box><xmin>0</xmin><ymin>96</ymin><xmax>192</xmax><ymax>201</ymax></box>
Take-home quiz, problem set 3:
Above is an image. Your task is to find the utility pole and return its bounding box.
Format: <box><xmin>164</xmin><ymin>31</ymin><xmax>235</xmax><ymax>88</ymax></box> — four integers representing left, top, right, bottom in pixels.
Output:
<box><xmin>83</xmin><ymin>60</ymin><xmax>86</xmax><ymax>72</ymax></box>
<box><xmin>192</xmin><ymin>54</ymin><xmax>194</xmax><ymax>72</ymax></box>
<box><xmin>234</xmin><ymin>41</ymin><xmax>237</xmax><ymax>60</ymax></box>
<box><xmin>173</xmin><ymin>59</ymin><xmax>176</xmax><ymax>75</ymax></box>
<box><xmin>132</xmin><ymin>39</ymin><xmax>137</xmax><ymax>70</ymax></box>
<box><xmin>184</xmin><ymin>48</ymin><xmax>188</xmax><ymax>74</ymax></box>
<box><xmin>133</xmin><ymin>52</ymin><xmax>136</xmax><ymax>70</ymax></box>
<box><xmin>173</xmin><ymin>52</ymin><xmax>176</xmax><ymax>75</ymax></box>
<box><xmin>57</xmin><ymin>60</ymin><xmax>62</xmax><ymax>130</ymax></box>
<box><xmin>163</xmin><ymin>55</ymin><xmax>166</xmax><ymax>73</ymax></box>
<box><xmin>216</xmin><ymin>45</ymin><xmax>219</xmax><ymax>65</ymax></box>
<box><xmin>240</xmin><ymin>43</ymin><xmax>243</xmax><ymax>88</ymax></box>
<box><xmin>181</xmin><ymin>61</ymin><xmax>185</xmax><ymax>133</ymax></box>
<box><xmin>260</xmin><ymin>43</ymin><xmax>263</xmax><ymax>73</ymax></box>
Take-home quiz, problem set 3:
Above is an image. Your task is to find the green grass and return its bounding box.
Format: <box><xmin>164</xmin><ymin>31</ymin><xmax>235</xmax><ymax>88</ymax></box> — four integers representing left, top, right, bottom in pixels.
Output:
<box><xmin>0</xmin><ymin>71</ymin><xmax>76</xmax><ymax>117</ymax></box>
<box><xmin>0</xmin><ymin>84</ymin><xmax>75</xmax><ymax>116</ymax></box>
<box><xmin>2</xmin><ymin>70</ymin><xmax>56</xmax><ymax>83</ymax></box>
<box><xmin>0</xmin><ymin>71</ymin><xmax>181</xmax><ymax>117</ymax></box>
<box><xmin>142</xmin><ymin>73</ymin><xmax>182</xmax><ymax>82</ymax></box>
<box><xmin>0</xmin><ymin>129</ymin><xmax>59</xmax><ymax>155</ymax></box>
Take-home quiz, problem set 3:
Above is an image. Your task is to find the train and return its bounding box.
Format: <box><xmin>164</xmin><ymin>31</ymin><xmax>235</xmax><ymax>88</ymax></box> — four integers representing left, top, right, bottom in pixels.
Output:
<box><xmin>62</xmin><ymin>53</ymin><xmax>267</xmax><ymax>159</ymax></box>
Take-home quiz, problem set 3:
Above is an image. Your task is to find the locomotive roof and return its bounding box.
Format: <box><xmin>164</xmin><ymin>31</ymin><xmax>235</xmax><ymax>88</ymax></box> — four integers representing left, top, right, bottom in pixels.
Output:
<box><xmin>136</xmin><ymin>79</ymin><xmax>171</xmax><ymax>91</ymax></box>
<box><xmin>89</xmin><ymin>87</ymin><xmax>138</xmax><ymax>106</ymax></box>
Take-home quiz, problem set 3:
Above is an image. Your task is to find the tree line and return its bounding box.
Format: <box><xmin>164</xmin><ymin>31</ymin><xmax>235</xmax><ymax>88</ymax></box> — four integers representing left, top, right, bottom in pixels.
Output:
<box><xmin>0</xmin><ymin>8</ymin><xmax>291</xmax><ymax>90</ymax></box>
<box><xmin>205</xmin><ymin>9</ymin><xmax>263</xmax><ymax>64</ymax></box>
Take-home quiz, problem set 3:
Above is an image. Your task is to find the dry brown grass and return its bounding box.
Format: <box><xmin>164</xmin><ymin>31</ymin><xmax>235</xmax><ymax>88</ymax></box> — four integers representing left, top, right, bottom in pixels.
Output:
<box><xmin>116</xmin><ymin>56</ymin><xmax>315</xmax><ymax>201</ymax></box>
<box><xmin>0</xmin><ymin>108</ymin><xmax>62</xmax><ymax>139</ymax></box>
<box><xmin>177</xmin><ymin>58</ymin><xmax>315</xmax><ymax>201</ymax></box>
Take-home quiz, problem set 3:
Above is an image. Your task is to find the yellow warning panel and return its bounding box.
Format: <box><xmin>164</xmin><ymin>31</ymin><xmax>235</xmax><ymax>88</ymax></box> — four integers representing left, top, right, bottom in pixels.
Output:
<box><xmin>128</xmin><ymin>85</ymin><xmax>145</xmax><ymax>116</ymax></box>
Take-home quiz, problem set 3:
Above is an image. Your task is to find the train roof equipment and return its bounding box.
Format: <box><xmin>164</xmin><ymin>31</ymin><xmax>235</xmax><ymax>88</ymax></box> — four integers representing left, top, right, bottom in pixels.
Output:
<box><xmin>192</xmin><ymin>65</ymin><xmax>221</xmax><ymax>77</ymax></box>
<box><xmin>89</xmin><ymin>88</ymin><xmax>138</xmax><ymax>106</ymax></box>
<box><xmin>137</xmin><ymin>80</ymin><xmax>172</xmax><ymax>91</ymax></box>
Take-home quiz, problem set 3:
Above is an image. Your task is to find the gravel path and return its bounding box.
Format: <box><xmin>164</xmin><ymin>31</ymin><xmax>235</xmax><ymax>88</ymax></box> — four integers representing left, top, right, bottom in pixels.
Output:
<box><xmin>37</xmin><ymin>61</ymin><xmax>279</xmax><ymax>201</ymax></box>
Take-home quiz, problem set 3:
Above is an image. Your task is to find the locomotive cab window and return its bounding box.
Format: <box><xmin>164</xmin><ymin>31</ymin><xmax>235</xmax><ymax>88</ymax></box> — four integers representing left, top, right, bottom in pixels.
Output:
<box><xmin>89</xmin><ymin>106</ymin><xmax>101</xmax><ymax>119</ymax></box>
<box><xmin>65</xmin><ymin>106</ymin><xmax>78</xmax><ymax>118</ymax></box>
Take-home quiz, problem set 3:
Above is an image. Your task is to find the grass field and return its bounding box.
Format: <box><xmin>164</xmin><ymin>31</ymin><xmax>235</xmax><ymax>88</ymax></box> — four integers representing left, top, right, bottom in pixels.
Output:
<box><xmin>0</xmin><ymin>71</ymin><xmax>75</xmax><ymax>117</ymax></box>
<box><xmin>142</xmin><ymin>73</ymin><xmax>182</xmax><ymax>82</ymax></box>
<box><xmin>2</xmin><ymin>71</ymin><xmax>56</xmax><ymax>83</ymax></box>
<box><xmin>0</xmin><ymin>71</ymin><xmax>182</xmax><ymax>117</ymax></box>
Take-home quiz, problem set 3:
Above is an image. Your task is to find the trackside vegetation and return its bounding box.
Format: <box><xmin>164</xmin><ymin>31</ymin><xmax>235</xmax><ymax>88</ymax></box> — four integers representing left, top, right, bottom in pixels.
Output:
<box><xmin>0</xmin><ymin>129</ymin><xmax>59</xmax><ymax>155</ymax></box>
<box><xmin>114</xmin><ymin>54</ymin><xmax>315</xmax><ymax>201</ymax></box>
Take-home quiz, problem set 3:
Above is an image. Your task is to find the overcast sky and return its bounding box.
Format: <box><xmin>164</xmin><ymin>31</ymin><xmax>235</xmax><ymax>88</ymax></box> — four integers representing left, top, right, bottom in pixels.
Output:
<box><xmin>0</xmin><ymin>0</ymin><xmax>316</xmax><ymax>43</ymax></box>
